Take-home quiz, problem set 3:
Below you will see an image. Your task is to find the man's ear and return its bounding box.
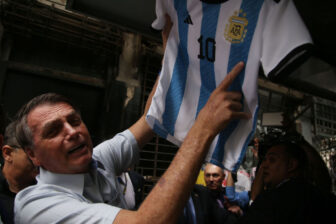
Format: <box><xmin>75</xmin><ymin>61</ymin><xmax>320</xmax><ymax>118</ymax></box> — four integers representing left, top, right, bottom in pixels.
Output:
<box><xmin>287</xmin><ymin>158</ymin><xmax>299</xmax><ymax>172</ymax></box>
<box><xmin>25</xmin><ymin>147</ymin><xmax>41</xmax><ymax>167</ymax></box>
<box><xmin>2</xmin><ymin>145</ymin><xmax>15</xmax><ymax>163</ymax></box>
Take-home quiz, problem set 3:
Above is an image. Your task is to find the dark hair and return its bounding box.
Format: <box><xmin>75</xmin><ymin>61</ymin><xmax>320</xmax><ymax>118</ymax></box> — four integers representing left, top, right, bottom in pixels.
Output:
<box><xmin>276</xmin><ymin>141</ymin><xmax>308</xmax><ymax>176</ymax></box>
<box><xmin>0</xmin><ymin>120</ymin><xmax>22</xmax><ymax>167</ymax></box>
<box><xmin>4</xmin><ymin>120</ymin><xmax>21</xmax><ymax>149</ymax></box>
<box><xmin>15</xmin><ymin>93</ymin><xmax>78</xmax><ymax>150</ymax></box>
<box><xmin>299</xmin><ymin>140</ymin><xmax>332</xmax><ymax>193</ymax></box>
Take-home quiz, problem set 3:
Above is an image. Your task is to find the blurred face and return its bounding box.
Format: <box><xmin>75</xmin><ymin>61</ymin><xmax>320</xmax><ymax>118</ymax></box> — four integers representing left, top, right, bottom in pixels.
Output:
<box><xmin>204</xmin><ymin>164</ymin><xmax>225</xmax><ymax>191</ymax></box>
<box><xmin>27</xmin><ymin>102</ymin><xmax>93</xmax><ymax>174</ymax></box>
<box><xmin>261</xmin><ymin>145</ymin><xmax>290</xmax><ymax>188</ymax></box>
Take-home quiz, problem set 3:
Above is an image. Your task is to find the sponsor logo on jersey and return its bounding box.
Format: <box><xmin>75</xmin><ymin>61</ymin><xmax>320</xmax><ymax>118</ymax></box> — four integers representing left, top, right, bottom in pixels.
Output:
<box><xmin>184</xmin><ymin>14</ymin><xmax>193</xmax><ymax>25</ymax></box>
<box><xmin>224</xmin><ymin>10</ymin><xmax>248</xmax><ymax>43</ymax></box>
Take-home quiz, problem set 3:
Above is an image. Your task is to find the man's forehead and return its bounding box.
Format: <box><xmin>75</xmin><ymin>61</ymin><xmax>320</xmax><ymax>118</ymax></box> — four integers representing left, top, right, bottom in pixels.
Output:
<box><xmin>204</xmin><ymin>164</ymin><xmax>223</xmax><ymax>174</ymax></box>
<box><xmin>266</xmin><ymin>145</ymin><xmax>286</xmax><ymax>157</ymax></box>
<box><xmin>27</xmin><ymin>103</ymin><xmax>75</xmax><ymax>128</ymax></box>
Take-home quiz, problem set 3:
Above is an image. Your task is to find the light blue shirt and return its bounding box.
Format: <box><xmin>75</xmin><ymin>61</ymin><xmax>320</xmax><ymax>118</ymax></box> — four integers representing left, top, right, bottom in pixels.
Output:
<box><xmin>225</xmin><ymin>186</ymin><xmax>249</xmax><ymax>209</ymax></box>
<box><xmin>14</xmin><ymin>130</ymin><xmax>139</xmax><ymax>224</ymax></box>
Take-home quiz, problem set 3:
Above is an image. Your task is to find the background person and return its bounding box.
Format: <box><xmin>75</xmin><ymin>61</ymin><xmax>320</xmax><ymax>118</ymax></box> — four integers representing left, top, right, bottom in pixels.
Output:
<box><xmin>117</xmin><ymin>170</ymin><xmax>145</xmax><ymax>210</ymax></box>
<box><xmin>0</xmin><ymin>121</ymin><xmax>38</xmax><ymax>224</ymax></box>
<box><xmin>178</xmin><ymin>184</ymin><xmax>238</xmax><ymax>224</ymax></box>
<box><xmin>204</xmin><ymin>163</ymin><xmax>249</xmax><ymax>216</ymax></box>
<box><xmin>240</xmin><ymin>133</ymin><xmax>336</xmax><ymax>224</ymax></box>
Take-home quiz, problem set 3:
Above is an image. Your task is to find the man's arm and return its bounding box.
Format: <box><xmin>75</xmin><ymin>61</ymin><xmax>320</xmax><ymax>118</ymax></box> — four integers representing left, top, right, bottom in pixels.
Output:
<box><xmin>225</xmin><ymin>171</ymin><xmax>246</xmax><ymax>215</ymax></box>
<box><xmin>226</xmin><ymin>171</ymin><xmax>249</xmax><ymax>205</ymax></box>
<box><xmin>129</xmin><ymin>14</ymin><xmax>172</xmax><ymax>148</ymax></box>
<box><xmin>128</xmin><ymin>76</ymin><xmax>158</xmax><ymax>149</ymax></box>
<box><xmin>114</xmin><ymin>62</ymin><xmax>251</xmax><ymax>224</ymax></box>
<box><xmin>250</xmin><ymin>165</ymin><xmax>265</xmax><ymax>201</ymax></box>
<box><xmin>225</xmin><ymin>171</ymin><xmax>239</xmax><ymax>202</ymax></box>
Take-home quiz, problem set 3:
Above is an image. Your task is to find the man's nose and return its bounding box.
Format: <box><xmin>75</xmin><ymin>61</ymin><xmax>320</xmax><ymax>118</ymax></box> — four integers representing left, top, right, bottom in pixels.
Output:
<box><xmin>64</xmin><ymin>123</ymin><xmax>79</xmax><ymax>140</ymax></box>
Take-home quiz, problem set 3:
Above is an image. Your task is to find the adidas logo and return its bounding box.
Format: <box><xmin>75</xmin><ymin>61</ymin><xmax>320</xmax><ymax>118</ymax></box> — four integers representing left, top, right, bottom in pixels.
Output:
<box><xmin>184</xmin><ymin>15</ymin><xmax>193</xmax><ymax>25</ymax></box>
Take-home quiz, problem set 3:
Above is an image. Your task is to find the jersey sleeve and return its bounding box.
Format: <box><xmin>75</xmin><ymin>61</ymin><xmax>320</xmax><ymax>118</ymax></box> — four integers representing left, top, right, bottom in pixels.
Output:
<box><xmin>260</xmin><ymin>0</ymin><xmax>313</xmax><ymax>82</ymax></box>
<box><xmin>151</xmin><ymin>0</ymin><xmax>173</xmax><ymax>31</ymax></box>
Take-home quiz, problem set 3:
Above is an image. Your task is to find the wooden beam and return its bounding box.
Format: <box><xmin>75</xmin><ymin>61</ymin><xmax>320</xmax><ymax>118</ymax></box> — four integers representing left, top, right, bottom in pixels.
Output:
<box><xmin>258</xmin><ymin>78</ymin><xmax>304</xmax><ymax>99</ymax></box>
<box><xmin>5</xmin><ymin>61</ymin><xmax>105</xmax><ymax>88</ymax></box>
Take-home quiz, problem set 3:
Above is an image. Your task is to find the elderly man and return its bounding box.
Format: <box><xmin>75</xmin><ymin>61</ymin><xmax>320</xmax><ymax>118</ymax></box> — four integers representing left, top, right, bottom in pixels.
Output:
<box><xmin>0</xmin><ymin>121</ymin><xmax>38</xmax><ymax>224</ymax></box>
<box><xmin>204</xmin><ymin>163</ymin><xmax>249</xmax><ymax>215</ymax></box>
<box><xmin>14</xmin><ymin>62</ymin><xmax>250</xmax><ymax>223</ymax></box>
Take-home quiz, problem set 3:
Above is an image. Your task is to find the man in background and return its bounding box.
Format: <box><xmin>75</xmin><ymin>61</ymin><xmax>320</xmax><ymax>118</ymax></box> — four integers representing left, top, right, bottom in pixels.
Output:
<box><xmin>0</xmin><ymin>121</ymin><xmax>38</xmax><ymax>224</ymax></box>
<box><xmin>241</xmin><ymin>134</ymin><xmax>336</xmax><ymax>223</ymax></box>
<box><xmin>204</xmin><ymin>163</ymin><xmax>249</xmax><ymax>216</ymax></box>
<box><xmin>118</xmin><ymin>170</ymin><xmax>145</xmax><ymax>210</ymax></box>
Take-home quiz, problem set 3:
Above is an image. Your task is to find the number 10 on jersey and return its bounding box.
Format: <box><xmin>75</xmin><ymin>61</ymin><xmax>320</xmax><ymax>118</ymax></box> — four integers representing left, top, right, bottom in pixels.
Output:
<box><xmin>198</xmin><ymin>35</ymin><xmax>216</xmax><ymax>63</ymax></box>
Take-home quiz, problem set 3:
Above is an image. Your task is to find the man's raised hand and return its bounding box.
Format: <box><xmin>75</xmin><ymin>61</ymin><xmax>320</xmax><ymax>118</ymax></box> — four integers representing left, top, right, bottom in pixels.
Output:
<box><xmin>196</xmin><ymin>62</ymin><xmax>251</xmax><ymax>137</ymax></box>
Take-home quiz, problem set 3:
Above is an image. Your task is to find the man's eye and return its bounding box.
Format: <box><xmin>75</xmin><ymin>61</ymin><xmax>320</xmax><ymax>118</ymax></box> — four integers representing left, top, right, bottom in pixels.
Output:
<box><xmin>267</xmin><ymin>156</ymin><xmax>276</xmax><ymax>163</ymax></box>
<box><xmin>44</xmin><ymin>129</ymin><xmax>58</xmax><ymax>138</ymax></box>
<box><xmin>68</xmin><ymin>116</ymin><xmax>81</xmax><ymax>126</ymax></box>
<box><xmin>42</xmin><ymin>123</ymin><xmax>62</xmax><ymax>139</ymax></box>
<box><xmin>269</xmin><ymin>158</ymin><xmax>275</xmax><ymax>163</ymax></box>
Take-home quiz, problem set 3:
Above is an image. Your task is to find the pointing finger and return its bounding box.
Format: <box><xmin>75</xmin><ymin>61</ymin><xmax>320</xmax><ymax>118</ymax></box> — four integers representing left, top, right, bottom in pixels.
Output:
<box><xmin>218</xmin><ymin>62</ymin><xmax>244</xmax><ymax>91</ymax></box>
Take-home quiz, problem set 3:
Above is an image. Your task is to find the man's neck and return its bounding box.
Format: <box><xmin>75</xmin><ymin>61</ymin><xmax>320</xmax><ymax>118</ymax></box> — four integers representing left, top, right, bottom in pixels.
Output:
<box><xmin>2</xmin><ymin>165</ymin><xmax>35</xmax><ymax>193</ymax></box>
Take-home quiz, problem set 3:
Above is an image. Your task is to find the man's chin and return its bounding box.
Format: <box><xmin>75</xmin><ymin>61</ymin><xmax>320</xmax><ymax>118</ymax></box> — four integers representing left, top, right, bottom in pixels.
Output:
<box><xmin>208</xmin><ymin>186</ymin><xmax>218</xmax><ymax>191</ymax></box>
<box><xmin>71</xmin><ymin>158</ymin><xmax>93</xmax><ymax>173</ymax></box>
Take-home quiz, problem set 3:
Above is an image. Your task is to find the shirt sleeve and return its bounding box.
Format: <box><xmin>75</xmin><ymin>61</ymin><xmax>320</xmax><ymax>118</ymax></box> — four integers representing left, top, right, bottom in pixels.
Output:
<box><xmin>225</xmin><ymin>186</ymin><xmax>250</xmax><ymax>208</ymax></box>
<box><xmin>93</xmin><ymin>129</ymin><xmax>139</xmax><ymax>176</ymax></box>
<box><xmin>151</xmin><ymin>0</ymin><xmax>173</xmax><ymax>30</ymax></box>
<box><xmin>14</xmin><ymin>185</ymin><xmax>121</xmax><ymax>224</ymax></box>
<box><xmin>260</xmin><ymin>0</ymin><xmax>313</xmax><ymax>81</ymax></box>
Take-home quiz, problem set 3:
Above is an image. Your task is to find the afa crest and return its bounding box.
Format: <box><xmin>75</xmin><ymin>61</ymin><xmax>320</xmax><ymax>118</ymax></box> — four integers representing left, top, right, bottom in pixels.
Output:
<box><xmin>225</xmin><ymin>10</ymin><xmax>248</xmax><ymax>43</ymax></box>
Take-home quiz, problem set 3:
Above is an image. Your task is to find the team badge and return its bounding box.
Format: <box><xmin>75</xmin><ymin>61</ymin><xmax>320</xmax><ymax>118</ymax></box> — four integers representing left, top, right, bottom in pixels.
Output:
<box><xmin>224</xmin><ymin>9</ymin><xmax>248</xmax><ymax>43</ymax></box>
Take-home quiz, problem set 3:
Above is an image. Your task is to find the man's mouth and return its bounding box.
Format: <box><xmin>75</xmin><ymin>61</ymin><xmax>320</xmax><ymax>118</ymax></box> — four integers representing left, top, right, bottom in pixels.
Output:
<box><xmin>68</xmin><ymin>144</ymin><xmax>86</xmax><ymax>154</ymax></box>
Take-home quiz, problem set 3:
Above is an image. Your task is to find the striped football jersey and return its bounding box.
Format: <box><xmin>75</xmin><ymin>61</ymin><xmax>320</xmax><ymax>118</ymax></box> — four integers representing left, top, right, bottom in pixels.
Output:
<box><xmin>147</xmin><ymin>0</ymin><xmax>312</xmax><ymax>171</ymax></box>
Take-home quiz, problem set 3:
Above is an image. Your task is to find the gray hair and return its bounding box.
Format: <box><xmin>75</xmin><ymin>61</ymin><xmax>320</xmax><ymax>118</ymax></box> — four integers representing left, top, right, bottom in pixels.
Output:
<box><xmin>0</xmin><ymin>120</ymin><xmax>22</xmax><ymax>167</ymax></box>
<box><xmin>4</xmin><ymin>120</ymin><xmax>22</xmax><ymax>149</ymax></box>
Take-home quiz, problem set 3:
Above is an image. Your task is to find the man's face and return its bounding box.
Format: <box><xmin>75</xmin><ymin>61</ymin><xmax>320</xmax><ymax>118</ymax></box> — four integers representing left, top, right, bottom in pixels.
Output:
<box><xmin>261</xmin><ymin>145</ymin><xmax>290</xmax><ymax>188</ymax></box>
<box><xmin>27</xmin><ymin>102</ymin><xmax>93</xmax><ymax>174</ymax></box>
<box><xmin>204</xmin><ymin>164</ymin><xmax>225</xmax><ymax>191</ymax></box>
